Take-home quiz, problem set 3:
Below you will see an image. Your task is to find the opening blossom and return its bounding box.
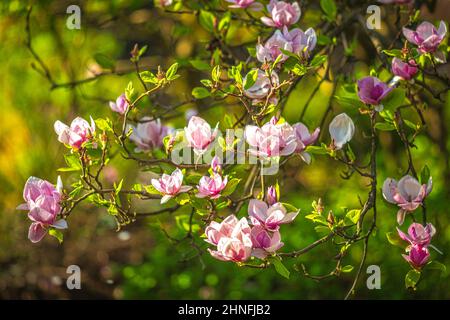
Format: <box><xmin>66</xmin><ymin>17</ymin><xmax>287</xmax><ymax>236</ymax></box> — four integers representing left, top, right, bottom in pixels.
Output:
<box><xmin>329</xmin><ymin>113</ymin><xmax>355</xmax><ymax>150</ymax></box>
<box><xmin>54</xmin><ymin>116</ymin><xmax>96</xmax><ymax>150</ymax></box>
<box><xmin>243</xmin><ymin>69</ymin><xmax>280</xmax><ymax>105</ymax></box>
<box><xmin>17</xmin><ymin>176</ymin><xmax>67</xmax><ymax>243</ymax></box>
<box><xmin>391</xmin><ymin>58</ymin><xmax>418</xmax><ymax>81</ymax></box>
<box><xmin>245</xmin><ymin>117</ymin><xmax>297</xmax><ymax>159</ymax></box>
<box><xmin>256</xmin><ymin>26</ymin><xmax>316</xmax><ymax>63</ymax></box>
<box><xmin>127</xmin><ymin>117</ymin><xmax>170</xmax><ymax>152</ymax></box>
<box><xmin>402</xmin><ymin>244</ymin><xmax>430</xmax><ymax>270</ymax></box>
<box><xmin>357</xmin><ymin>76</ymin><xmax>393</xmax><ymax>110</ymax></box>
<box><xmin>266</xmin><ymin>186</ymin><xmax>279</xmax><ymax>206</ymax></box>
<box><xmin>109</xmin><ymin>94</ymin><xmax>129</xmax><ymax>115</ymax></box>
<box><xmin>151</xmin><ymin>168</ymin><xmax>192</xmax><ymax>204</ymax></box>
<box><xmin>196</xmin><ymin>157</ymin><xmax>228</xmax><ymax>199</ymax></box>
<box><xmin>397</xmin><ymin>222</ymin><xmax>436</xmax><ymax>247</ymax></box>
<box><xmin>207</xmin><ymin>215</ymin><xmax>253</xmax><ymax>262</ymax></box>
<box><xmin>225</xmin><ymin>0</ymin><xmax>263</xmax><ymax>10</ymax></box>
<box><xmin>403</xmin><ymin>21</ymin><xmax>447</xmax><ymax>54</ymax></box>
<box><xmin>248</xmin><ymin>199</ymin><xmax>298</xmax><ymax>231</ymax></box>
<box><xmin>184</xmin><ymin>116</ymin><xmax>218</xmax><ymax>155</ymax></box>
<box><xmin>292</xmin><ymin>122</ymin><xmax>320</xmax><ymax>164</ymax></box>
<box><xmin>250</xmin><ymin>225</ymin><xmax>284</xmax><ymax>259</ymax></box>
<box><xmin>261</xmin><ymin>0</ymin><xmax>301</xmax><ymax>29</ymax></box>
<box><xmin>382</xmin><ymin>175</ymin><xmax>433</xmax><ymax>225</ymax></box>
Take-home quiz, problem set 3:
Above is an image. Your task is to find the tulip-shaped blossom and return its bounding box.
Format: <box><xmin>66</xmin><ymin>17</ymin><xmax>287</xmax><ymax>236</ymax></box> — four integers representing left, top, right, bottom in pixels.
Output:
<box><xmin>151</xmin><ymin>168</ymin><xmax>192</xmax><ymax>204</ymax></box>
<box><xmin>357</xmin><ymin>76</ymin><xmax>393</xmax><ymax>110</ymax></box>
<box><xmin>292</xmin><ymin>122</ymin><xmax>320</xmax><ymax>164</ymax></box>
<box><xmin>54</xmin><ymin>116</ymin><xmax>96</xmax><ymax>150</ymax></box>
<box><xmin>226</xmin><ymin>0</ymin><xmax>263</xmax><ymax>10</ymax></box>
<box><xmin>397</xmin><ymin>222</ymin><xmax>436</xmax><ymax>247</ymax></box>
<box><xmin>329</xmin><ymin>113</ymin><xmax>355</xmax><ymax>150</ymax></box>
<box><xmin>256</xmin><ymin>27</ymin><xmax>316</xmax><ymax>63</ymax></box>
<box><xmin>128</xmin><ymin>117</ymin><xmax>170</xmax><ymax>152</ymax></box>
<box><xmin>403</xmin><ymin>21</ymin><xmax>447</xmax><ymax>54</ymax></box>
<box><xmin>391</xmin><ymin>58</ymin><xmax>418</xmax><ymax>81</ymax></box>
<box><xmin>243</xmin><ymin>69</ymin><xmax>280</xmax><ymax>105</ymax></box>
<box><xmin>402</xmin><ymin>244</ymin><xmax>430</xmax><ymax>269</ymax></box>
<box><xmin>207</xmin><ymin>216</ymin><xmax>253</xmax><ymax>262</ymax></box>
<box><xmin>382</xmin><ymin>175</ymin><xmax>433</xmax><ymax>225</ymax></box>
<box><xmin>184</xmin><ymin>116</ymin><xmax>218</xmax><ymax>155</ymax></box>
<box><xmin>245</xmin><ymin>117</ymin><xmax>297</xmax><ymax>159</ymax></box>
<box><xmin>196</xmin><ymin>157</ymin><xmax>228</xmax><ymax>199</ymax></box>
<box><xmin>109</xmin><ymin>94</ymin><xmax>129</xmax><ymax>115</ymax></box>
<box><xmin>261</xmin><ymin>0</ymin><xmax>301</xmax><ymax>29</ymax></box>
<box><xmin>266</xmin><ymin>186</ymin><xmax>278</xmax><ymax>206</ymax></box>
<box><xmin>250</xmin><ymin>226</ymin><xmax>284</xmax><ymax>258</ymax></box>
<box><xmin>248</xmin><ymin>199</ymin><xmax>298</xmax><ymax>231</ymax></box>
<box><xmin>17</xmin><ymin>177</ymin><xmax>68</xmax><ymax>243</ymax></box>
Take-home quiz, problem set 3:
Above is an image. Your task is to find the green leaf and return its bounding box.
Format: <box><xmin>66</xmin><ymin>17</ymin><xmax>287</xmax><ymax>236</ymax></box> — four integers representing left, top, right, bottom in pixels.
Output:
<box><xmin>198</xmin><ymin>10</ymin><xmax>216</xmax><ymax>32</ymax></box>
<box><xmin>320</xmin><ymin>0</ymin><xmax>337</xmax><ymax>21</ymax></box>
<box><xmin>95</xmin><ymin>118</ymin><xmax>113</xmax><ymax>132</ymax></box>
<box><xmin>144</xmin><ymin>184</ymin><xmax>161</xmax><ymax>195</ymax></box>
<box><xmin>140</xmin><ymin>71</ymin><xmax>159</xmax><ymax>84</ymax></box>
<box><xmin>383</xmin><ymin>88</ymin><xmax>406</xmax><ymax>110</ymax></box>
<box><xmin>426</xmin><ymin>261</ymin><xmax>447</xmax><ymax>275</ymax></box>
<box><xmin>243</xmin><ymin>69</ymin><xmax>258</xmax><ymax>90</ymax></box>
<box><xmin>49</xmin><ymin>229</ymin><xmax>64</xmax><ymax>244</ymax></box>
<box><xmin>190</xmin><ymin>60</ymin><xmax>211</xmax><ymax>71</ymax></box>
<box><xmin>268</xmin><ymin>256</ymin><xmax>290</xmax><ymax>279</ymax></box>
<box><xmin>291</xmin><ymin>63</ymin><xmax>307</xmax><ymax>76</ymax></box>
<box><xmin>221</xmin><ymin>178</ymin><xmax>240</xmax><ymax>196</ymax></box>
<box><xmin>305</xmin><ymin>145</ymin><xmax>328</xmax><ymax>155</ymax></box>
<box><xmin>58</xmin><ymin>154</ymin><xmax>82</xmax><ymax>172</ymax></box>
<box><xmin>310</xmin><ymin>54</ymin><xmax>328</xmax><ymax>68</ymax></box>
<box><xmin>211</xmin><ymin>65</ymin><xmax>221</xmax><ymax>82</ymax></box>
<box><xmin>138</xmin><ymin>45</ymin><xmax>148</xmax><ymax>58</ymax></box>
<box><xmin>405</xmin><ymin>269</ymin><xmax>421</xmax><ymax>289</ymax></box>
<box><xmin>279</xmin><ymin>48</ymin><xmax>299</xmax><ymax>60</ymax></box>
<box><xmin>218</xmin><ymin>12</ymin><xmax>231</xmax><ymax>31</ymax></box>
<box><xmin>192</xmin><ymin>87</ymin><xmax>211</xmax><ymax>99</ymax></box>
<box><xmin>125</xmin><ymin>81</ymin><xmax>135</xmax><ymax>101</ymax></box>
<box><xmin>114</xmin><ymin>179</ymin><xmax>124</xmax><ymax>196</ymax></box>
<box><xmin>176</xmin><ymin>193</ymin><xmax>190</xmax><ymax>205</ymax></box>
<box><xmin>93</xmin><ymin>53</ymin><xmax>115</xmax><ymax>70</ymax></box>
<box><xmin>341</xmin><ymin>265</ymin><xmax>354</xmax><ymax>273</ymax></box>
<box><xmin>345</xmin><ymin>209</ymin><xmax>361</xmax><ymax>224</ymax></box>
<box><xmin>419</xmin><ymin>165</ymin><xmax>430</xmax><ymax>184</ymax></box>
<box><xmin>165</xmin><ymin>62</ymin><xmax>179</xmax><ymax>81</ymax></box>
<box><xmin>374</xmin><ymin>122</ymin><xmax>396</xmax><ymax>131</ymax></box>
<box><xmin>386</xmin><ymin>231</ymin><xmax>405</xmax><ymax>248</ymax></box>
<box><xmin>382</xmin><ymin>49</ymin><xmax>403</xmax><ymax>58</ymax></box>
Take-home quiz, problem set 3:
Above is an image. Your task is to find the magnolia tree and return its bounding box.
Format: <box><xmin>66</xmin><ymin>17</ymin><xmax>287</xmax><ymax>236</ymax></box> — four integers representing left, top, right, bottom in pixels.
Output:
<box><xmin>21</xmin><ymin>0</ymin><xmax>448</xmax><ymax>298</ymax></box>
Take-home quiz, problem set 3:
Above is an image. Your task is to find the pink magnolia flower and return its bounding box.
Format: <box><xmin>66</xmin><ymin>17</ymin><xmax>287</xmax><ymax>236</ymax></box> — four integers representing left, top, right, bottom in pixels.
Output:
<box><xmin>207</xmin><ymin>216</ymin><xmax>253</xmax><ymax>262</ymax></box>
<box><xmin>128</xmin><ymin>117</ymin><xmax>170</xmax><ymax>152</ymax></box>
<box><xmin>158</xmin><ymin>0</ymin><xmax>173</xmax><ymax>7</ymax></box>
<box><xmin>292</xmin><ymin>122</ymin><xmax>320</xmax><ymax>164</ymax></box>
<box><xmin>243</xmin><ymin>69</ymin><xmax>280</xmax><ymax>105</ymax></box>
<box><xmin>382</xmin><ymin>175</ymin><xmax>433</xmax><ymax>225</ymax></box>
<box><xmin>391</xmin><ymin>58</ymin><xmax>418</xmax><ymax>81</ymax></box>
<box><xmin>397</xmin><ymin>222</ymin><xmax>436</xmax><ymax>247</ymax></box>
<box><xmin>250</xmin><ymin>225</ymin><xmax>284</xmax><ymax>258</ymax></box>
<box><xmin>109</xmin><ymin>94</ymin><xmax>129</xmax><ymax>115</ymax></box>
<box><xmin>329</xmin><ymin>113</ymin><xmax>355</xmax><ymax>150</ymax></box>
<box><xmin>184</xmin><ymin>116</ymin><xmax>218</xmax><ymax>155</ymax></box>
<box><xmin>357</xmin><ymin>76</ymin><xmax>393</xmax><ymax>108</ymax></box>
<box><xmin>245</xmin><ymin>117</ymin><xmax>297</xmax><ymax>158</ymax></box>
<box><xmin>197</xmin><ymin>174</ymin><xmax>228</xmax><ymax>199</ymax></box>
<box><xmin>402</xmin><ymin>244</ymin><xmax>430</xmax><ymax>269</ymax></box>
<box><xmin>248</xmin><ymin>199</ymin><xmax>298</xmax><ymax>231</ymax></box>
<box><xmin>17</xmin><ymin>176</ymin><xmax>67</xmax><ymax>243</ymax></box>
<box><xmin>266</xmin><ymin>186</ymin><xmax>278</xmax><ymax>206</ymax></box>
<box><xmin>261</xmin><ymin>0</ymin><xmax>301</xmax><ymax>28</ymax></box>
<box><xmin>226</xmin><ymin>0</ymin><xmax>263</xmax><ymax>10</ymax></box>
<box><xmin>256</xmin><ymin>27</ymin><xmax>316</xmax><ymax>63</ymax></box>
<box><xmin>403</xmin><ymin>21</ymin><xmax>447</xmax><ymax>54</ymax></box>
<box><xmin>54</xmin><ymin>116</ymin><xmax>96</xmax><ymax>150</ymax></box>
<box><xmin>151</xmin><ymin>168</ymin><xmax>192</xmax><ymax>204</ymax></box>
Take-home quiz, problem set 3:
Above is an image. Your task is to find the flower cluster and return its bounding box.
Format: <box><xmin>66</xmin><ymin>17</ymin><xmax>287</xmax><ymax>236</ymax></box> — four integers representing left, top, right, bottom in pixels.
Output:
<box><xmin>397</xmin><ymin>222</ymin><xmax>436</xmax><ymax>269</ymax></box>
<box><xmin>206</xmin><ymin>186</ymin><xmax>297</xmax><ymax>262</ymax></box>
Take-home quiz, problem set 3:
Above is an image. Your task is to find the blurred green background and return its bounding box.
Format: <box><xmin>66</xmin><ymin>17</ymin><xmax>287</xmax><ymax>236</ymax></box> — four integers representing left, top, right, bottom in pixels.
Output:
<box><xmin>0</xmin><ymin>0</ymin><xmax>449</xmax><ymax>299</ymax></box>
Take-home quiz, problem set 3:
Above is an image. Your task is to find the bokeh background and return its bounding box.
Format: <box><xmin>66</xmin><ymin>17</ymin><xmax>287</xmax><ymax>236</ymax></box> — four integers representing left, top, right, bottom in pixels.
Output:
<box><xmin>0</xmin><ymin>0</ymin><xmax>449</xmax><ymax>299</ymax></box>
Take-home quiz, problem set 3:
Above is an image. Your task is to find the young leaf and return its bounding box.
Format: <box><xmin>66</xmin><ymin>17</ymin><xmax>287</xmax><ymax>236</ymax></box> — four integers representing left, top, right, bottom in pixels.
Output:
<box><xmin>243</xmin><ymin>69</ymin><xmax>258</xmax><ymax>90</ymax></box>
<box><xmin>268</xmin><ymin>256</ymin><xmax>290</xmax><ymax>279</ymax></box>
<box><xmin>221</xmin><ymin>178</ymin><xmax>240</xmax><ymax>196</ymax></box>
<box><xmin>165</xmin><ymin>63</ymin><xmax>179</xmax><ymax>81</ymax></box>
<box><xmin>93</xmin><ymin>53</ymin><xmax>115</xmax><ymax>70</ymax></box>
<box><xmin>49</xmin><ymin>229</ymin><xmax>64</xmax><ymax>244</ymax></box>
<box><xmin>192</xmin><ymin>87</ymin><xmax>211</xmax><ymax>99</ymax></box>
<box><xmin>199</xmin><ymin>10</ymin><xmax>216</xmax><ymax>32</ymax></box>
<box><xmin>320</xmin><ymin>0</ymin><xmax>337</xmax><ymax>21</ymax></box>
<box><xmin>386</xmin><ymin>232</ymin><xmax>405</xmax><ymax>248</ymax></box>
<box><xmin>405</xmin><ymin>269</ymin><xmax>421</xmax><ymax>289</ymax></box>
